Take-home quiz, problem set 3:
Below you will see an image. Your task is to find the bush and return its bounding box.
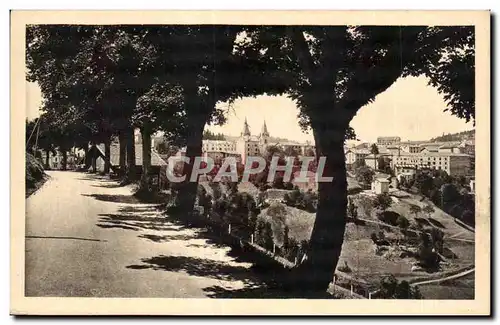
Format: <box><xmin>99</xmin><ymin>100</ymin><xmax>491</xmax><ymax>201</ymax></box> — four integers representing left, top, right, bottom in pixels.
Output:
<box><xmin>397</xmin><ymin>215</ymin><xmax>410</xmax><ymax>229</ymax></box>
<box><xmin>373</xmin><ymin>193</ymin><xmax>393</xmax><ymax>212</ymax></box>
<box><xmin>418</xmin><ymin>233</ymin><xmax>440</xmax><ymax>270</ymax></box>
<box><xmin>347</xmin><ymin>198</ymin><xmax>358</xmax><ymax>221</ymax></box>
<box><xmin>378</xmin><ymin>275</ymin><xmax>422</xmax><ymax>299</ymax></box>
<box><xmin>281</xmin><ymin>236</ymin><xmax>301</xmax><ymax>263</ymax></box>
<box><xmin>267</xmin><ymin>202</ymin><xmax>287</xmax><ymax>218</ymax></box>
<box><xmin>338</xmin><ymin>261</ymin><xmax>352</xmax><ymax>273</ymax></box>
<box><xmin>26</xmin><ymin>153</ymin><xmax>46</xmax><ymax>191</ymax></box>
<box><xmin>377</xmin><ymin>211</ymin><xmax>400</xmax><ymax>226</ymax></box>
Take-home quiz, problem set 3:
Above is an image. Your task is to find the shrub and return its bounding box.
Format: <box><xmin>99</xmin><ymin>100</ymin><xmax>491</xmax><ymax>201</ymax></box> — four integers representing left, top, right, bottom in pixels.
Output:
<box><xmin>418</xmin><ymin>233</ymin><xmax>440</xmax><ymax>270</ymax></box>
<box><xmin>355</xmin><ymin>165</ymin><xmax>375</xmax><ymax>185</ymax></box>
<box><xmin>397</xmin><ymin>215</ymin><xmax>410</xmax><ymax>230</ymax></box>
<box><xmin>373</xmin><ymin>193</ymin><xmax>393</xmax><ymax>212</ymax></box>
<box><xmin>26</xmin><ymin>153</ymin><xmax>46</xmax><ymax>191</ymax></box>
<box><xmin>267</xmin><ymin>202</ymin><xmax>287</xmax><ymax>218</ymax></box>
<box><xmin>377</xmin><ymin>211</ymin><xmax>400</xmax><ymax>226</ymax></box>
<box><xmin>338</xmin><ymin>261</ymin><xmax>352</xmax><ymax>273</ymax></box>
<box><xmin>347</xmin><ymin>198</ymin><xmax>358</xmax><ymax>221</ymax></box>
<box><xmin>378</xmin><ymin>275</ymin><xmax>422</xmax><ymax>299</ymax></box>
<box><xmin>284</xmin><ymin>182</ymin><xmax>294</xmax><ymax>190</ymax></box>
<box><xmin>209</xmin><ymin>181</ymin><xmax>222</xmax><ymax>201</ymax></box>
<box><xmin>263</xmin><ymin>222</ymin><xmax>274</xmax><ymax>250</ymax></box>
<box><xmin>282</xmin><ymin>237</ymin><xmax>301</xmax><ymax>263</ymax></box>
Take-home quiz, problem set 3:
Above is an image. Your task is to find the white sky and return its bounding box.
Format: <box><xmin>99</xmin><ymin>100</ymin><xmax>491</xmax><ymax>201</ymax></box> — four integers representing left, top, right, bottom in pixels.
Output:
<box><xmin>26</xmin><ymin>75</ymin><xmax>472</xmax><ymax>143</ymax></box>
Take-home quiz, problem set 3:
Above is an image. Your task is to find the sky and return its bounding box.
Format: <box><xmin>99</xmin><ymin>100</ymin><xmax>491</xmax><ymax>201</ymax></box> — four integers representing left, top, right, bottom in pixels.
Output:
<box><xmin>26</xmin><ymin>75</ymin><xmax>472</xmax><ymax>143</ymax></box>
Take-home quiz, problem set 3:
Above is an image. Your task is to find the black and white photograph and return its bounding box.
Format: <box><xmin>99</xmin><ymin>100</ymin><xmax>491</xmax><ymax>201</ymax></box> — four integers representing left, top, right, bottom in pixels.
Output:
<box><xmin>11</xmin><ymin>10</ymin><xmax>491</xmax><ymax>316</ymax></box>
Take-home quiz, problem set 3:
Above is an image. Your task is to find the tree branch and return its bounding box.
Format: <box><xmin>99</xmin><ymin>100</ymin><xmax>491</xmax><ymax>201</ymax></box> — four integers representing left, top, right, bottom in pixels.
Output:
<box><xmin>287</xmin><ymin>27</ymin><xmax>318</xmax><ymax>82</ymax></box>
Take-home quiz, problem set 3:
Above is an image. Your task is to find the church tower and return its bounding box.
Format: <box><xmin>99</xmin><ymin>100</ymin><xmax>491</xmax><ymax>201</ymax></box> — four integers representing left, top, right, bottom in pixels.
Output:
<box><xmin>241</xmin><ymin>117</ymin><xmax>251</xmax><ymax>139</ymax></box>
<box><xmin>260</xmin><ymin>120</ymin><xmax>270</xmax><ymax>145</ymax></box>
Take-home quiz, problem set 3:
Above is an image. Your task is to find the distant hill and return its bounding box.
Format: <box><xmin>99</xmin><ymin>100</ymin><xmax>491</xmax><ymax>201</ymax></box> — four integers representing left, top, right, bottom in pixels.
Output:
<box><xmin>429</xmin><ymin>130</ymin><xmax>475</xmax><ymax>142</ymax></box>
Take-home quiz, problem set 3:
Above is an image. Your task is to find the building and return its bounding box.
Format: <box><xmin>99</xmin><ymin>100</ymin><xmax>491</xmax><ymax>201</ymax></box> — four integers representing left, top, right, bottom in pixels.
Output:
<box><xmin>392</xmin><ymin>151</ymin><xmax>473</xmax><ymax>177</ymax></box>
<box><xmin>399</xmin><ymin>142</ymin><xmax>424</xmax><ymax>154</ymax></box>
<box><xmin>43</xmin><ymin>150</ymin><xmax>79</xmax><ymax>170</ymax></box>
<box><xmin>371</xmin><ymin>178</ymin><xmax>390</xmax><ymax>194</ymax></box>
<box><xmin>437</xmin><ymin>143</ymin><xmax>462</xmax><ymax>154</ymax></box>
<box><xmin>365</xmin><ymin>153</ymin><xmax>393</xmax><ymax>170</ymax></box>
<box><xmin>235</xmin><ymin>118</ymin><xmax>314</xmax><ymax>161</ymax></box>
<box><xmin>377</xmin><ymin>136</ymin><xmax>401</xmax><ymax>146</ymax></box>
<box><xmin>202</xmin><ymin>140</ymin><xmax>237</xmax><ymax>153</ymax></box>
<box><xmin>92</xmin><ymin>139</ymin><xmax>168</xmax><ymax>188</ymax></box>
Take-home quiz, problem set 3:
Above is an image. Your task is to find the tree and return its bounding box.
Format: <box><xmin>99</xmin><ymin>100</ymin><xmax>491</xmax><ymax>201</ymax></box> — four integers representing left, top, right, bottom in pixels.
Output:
<box><xmin>283</xmin><ymin>146</ymin><xmax>300</xmax><ymax>157</ymax></box>
<box><xmin>373</xmin><ymin>193</ymin><xmax>393</xmax><ymax>214</ymax></box>
<box><xmin>423</xmin><ymin>205</ymin><xmax>435</xmax><ymax>217</ymax></box>
<box><xmin>355</xmin><ymin>165</ymin><xmax>375</xmax><ymax>186</ymax></box>
<box><xmin>347</xmin><ymin>197</ymin><xmax>358</xmax><ymax>221</ymax></box>
<box><xmin>418</xmin><ymin>232</ymin><xmax>440</xmax><ymax>270</ymax></box>
<box><xmin>241</xmin><ymin>25</ymin><xmax>474</xmax><ymax>292</ymax></box>
<box><xmin>203</xmin><ymin>130</ymin><xmax>226</xmax><ymax>140</ymax></box>
<box><xmin>370</xmin><ymin>144</ymin><xmax>379</xmax><ymax>170</ymax></box>
<box><xmin>441</xmin><ymin>183</ymin><xmax>461</xmax><ymax>212</ymax></box>
<box><xmin>414</xmin><ymin>171</ymin><xmax>435</xmax><ymax>197</ymax></box>
<box><xmin>135</xmin><ymin>83</ymin><xmax>187</xmax><ymax>191</ymax></box>
<box><xmin>409</xmin><ymin>204</ymin><xmax>422</xmax><ymax>219</ymax></box>
<box><xmin>304</xmin><ymin>147</ymin><xmax>316</xmax><ymax>157</ymax></box>
<box><xmin>397</xmin><ymin>215</ymin><xmax>409</xmax><ymax>229</ymax></box>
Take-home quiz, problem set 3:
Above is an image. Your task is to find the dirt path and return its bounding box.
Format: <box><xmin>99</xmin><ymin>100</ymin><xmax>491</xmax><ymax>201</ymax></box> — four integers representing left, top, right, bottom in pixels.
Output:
<box><xmin>25</xmin><ymin>171</ymin><xmax>271</xmax><ymax>298</ymax></box>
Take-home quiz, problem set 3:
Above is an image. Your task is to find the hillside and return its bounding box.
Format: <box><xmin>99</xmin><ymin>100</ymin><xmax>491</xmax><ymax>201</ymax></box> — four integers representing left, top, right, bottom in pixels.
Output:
<box><xmin>26</xmin><ymin>153</ymin><xmax>48</xmax><ymax>197</ymax></box>
<box><xmin>429</xmin><ymin>130</ymin><xmax>475</xmax><ymax>142</ymax></box>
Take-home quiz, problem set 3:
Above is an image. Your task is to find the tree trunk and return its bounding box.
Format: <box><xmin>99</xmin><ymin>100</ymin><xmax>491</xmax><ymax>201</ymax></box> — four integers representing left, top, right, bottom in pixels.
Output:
<box><xmin>177</xmin><ymin>119</ymin><xmax>204</xmax><ymax>216</ymax></box>
<box><xmin>104</xmin><ymin>138</ymin><xmax>111</xmax><ymax>174</ymax></box>
<box><xmin>81</xmin><ymin>145</ymin><xmax>88</xmax><ymax>167</ymax></box>
<box><xmin>61</xmin><ymin>150</ymin><xmax>68</xmax><ymax>171</ymax></box>
<box><xmin>288</xmin><ymin>93</ymin><xmax>352</xmax><ymax>295</ymax></box>
<box><xmin>125</xmin><ymin>126</ymin><xmax>137</xmax><ymax>181</ymax></box>
<box><xmin>140</xmin><ymin>126</ymin><xmax>152</xmax><ymax>191</ymax></box>
<box><xmin>45</xmin><ymin>149</ymin><xmax>50</xmax><ymax>169</ymax></box>
<box><xmin>118</xmin><ymin>131</ymin><xmax>126</xmax><ymax>175</ymax></box>
<box><xmin>175</xmin><ymin>83</ymin><xmax>210</xmax><ymax>218</ymax></box>
<box><xmin>91</xmin><ymin>143</ymin><xmax>97</xmax><ymax>173</ymax></box>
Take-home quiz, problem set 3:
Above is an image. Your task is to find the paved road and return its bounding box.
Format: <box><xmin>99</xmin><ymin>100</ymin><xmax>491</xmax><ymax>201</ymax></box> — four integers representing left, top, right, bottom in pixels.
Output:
<box><xmin>25</xmin><ymin>171</ymin><xmax>265</xmax><ymax>298</ymax></box>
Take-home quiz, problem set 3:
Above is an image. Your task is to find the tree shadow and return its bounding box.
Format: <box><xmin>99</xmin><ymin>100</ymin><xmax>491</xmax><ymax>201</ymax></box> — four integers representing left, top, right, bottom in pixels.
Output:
<box><xmin>428</xmin><ymin>217</ymin><xmax>446</xmax><ymax>229</ymax></box>
<box><xmin>126</xmin><ymin>255</ymin><xmax>260</xmax><ymax>285</ymax></box>
<box><xmin>415</xmin><ymin>217</ymin><xmax>432</xmax><ymax>227</ymax></box>
<box><xmin>91</xmin><ymin>183</ymin><xmax>124</xmax><ymax>189</ymax></box>
<box><xmin>202</xmin><ymin>284</ymin><xmax>335</xmax><ymax>299</ymax></box>
<box><xmin>76</xmin><ymin>174</ymin><xmax>117</xmax><ymax>182</ymax></box>
<box><xmin>137</xmin><ymin>233</ymin><xmax>196</xmax><ymax>243</ymax></box>
<box><xmin>97</xmin><ymin>213</ymin><xmax>184</xmax><ymax>232</ymax></box>
<box><xmin>83</xmin><ymin>193</ymin><xmax>144</xmax><ymax>204</ymax></box>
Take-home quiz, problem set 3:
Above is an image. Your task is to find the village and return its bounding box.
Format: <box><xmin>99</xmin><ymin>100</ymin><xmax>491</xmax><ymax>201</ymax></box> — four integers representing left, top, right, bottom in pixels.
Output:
<box><xmin>27</xmin><ymin>117</ymin><xmax>476</xmax><ymax>299</ymax></box>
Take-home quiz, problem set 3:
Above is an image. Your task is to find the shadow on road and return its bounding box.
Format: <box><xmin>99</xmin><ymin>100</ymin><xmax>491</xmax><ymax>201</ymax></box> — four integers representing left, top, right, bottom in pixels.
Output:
<box><xmin>83</xmin><ymin>193</ymin><xmax>145</xmax><ymax>204</ymax></box>
<box><xmin>138</xmin><ymin>233</ymin><xmax>195</xmax><ymax>242</ymax></box>
<box><xmin>97</xmin><ymin>207</ymin><xmax>184</xmax><ymax>232</ymax></box>
<box><xmin>91</xmin><ymin>183</ymin><xmax>124</xmax><ymax>189</ymax></box>
<box><xmin>126</xmin><ymin>255</ymin><xmax>259</xmax><ymax>285</ymax></box>
<box><xmin>201</xmin><ymin>284</ymin><xmax>335</xmax><ymax>299</ymax></box>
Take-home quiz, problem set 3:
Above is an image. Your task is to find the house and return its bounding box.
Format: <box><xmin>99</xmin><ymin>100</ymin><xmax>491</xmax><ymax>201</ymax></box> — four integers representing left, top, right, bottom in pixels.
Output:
<box><xmin>377</xmin><ymin>136</ymin><xmax>401</xmax><ymax>146</ymax></box>
<box><xmin>91</xmin><ymin>142</ymin><xmax>168</xmax><ymax>188</ymax></box>
<box><xmin>438</xmin><ymin>143</ymin><xmax>461</xmax><ymax>154</ymax></box>
<box><xmin>371</xmin><ymin>178</ymin><xmax>390</xmax><ymax>194</ymax></box>
<box><xmin>44</xmin><ymin>150</ymin><xmax>79</xmax><ymax>170</ymax></box>
<box><xmin>365</xmin><ymin>153</ymin><xmax>393</xmax><ymax>170</ymax></box>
